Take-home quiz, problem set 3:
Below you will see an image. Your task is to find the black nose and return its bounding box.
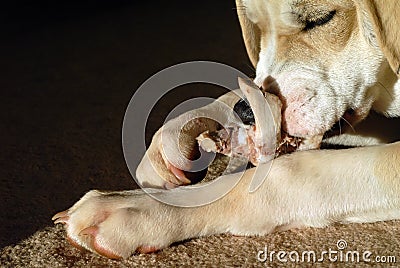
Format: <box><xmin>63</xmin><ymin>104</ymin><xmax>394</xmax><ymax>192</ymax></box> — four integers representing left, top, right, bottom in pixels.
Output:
<box><xmin>233</xmin><ymin>98</ymin><xmax>255</xmax><ymax>125</ymax></box>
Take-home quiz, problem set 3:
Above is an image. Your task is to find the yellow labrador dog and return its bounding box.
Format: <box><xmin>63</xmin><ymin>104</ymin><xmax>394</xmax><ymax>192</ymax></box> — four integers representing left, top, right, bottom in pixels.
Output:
<box><xmin>53</xmin><ymin>0</ymin><xmax>400</xmax><ymax>259</ymax></box>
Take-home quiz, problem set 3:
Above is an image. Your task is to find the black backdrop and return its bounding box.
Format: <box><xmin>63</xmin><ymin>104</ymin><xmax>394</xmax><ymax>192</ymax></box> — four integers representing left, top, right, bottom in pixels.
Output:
<box><xmin>0</xmin><ymin>0</ymin><xmax>253</xmax><ymax>247</ymax></box>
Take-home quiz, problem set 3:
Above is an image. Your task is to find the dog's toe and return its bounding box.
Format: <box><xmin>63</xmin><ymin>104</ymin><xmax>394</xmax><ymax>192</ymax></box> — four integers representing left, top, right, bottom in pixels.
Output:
<box><xmin>137</xmin><ymin>245</ymin><xmax>161</xmax><ymax>254</ymax></box>
<box><xmin>66</xmin><ymin>235</ymin><xmax>87</xmax><ymax>252</ymax></box>
<box><xmin>89</xmin><ymin>231</ymin><xmax>124</xmax><ymax>260</ymax></box>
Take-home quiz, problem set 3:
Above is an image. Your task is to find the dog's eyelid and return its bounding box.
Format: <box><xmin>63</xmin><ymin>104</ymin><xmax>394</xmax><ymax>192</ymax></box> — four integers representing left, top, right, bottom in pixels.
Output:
<box><xmin>303</xmin><ymin>10</ymin><xmax>336</xmax><ymax>31</ymax></box>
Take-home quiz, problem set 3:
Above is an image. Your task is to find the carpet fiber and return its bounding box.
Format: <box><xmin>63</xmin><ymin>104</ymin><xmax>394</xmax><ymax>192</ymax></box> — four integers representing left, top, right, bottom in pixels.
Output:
<box><xmin>2</xmin><ymin>221</ymin><xmax>399</xmax><ymax>266</ymax></box>
<box><xmin>1</xmin><ymin>1</ymin><xmax>399</xmax><ymax>267</ymax></box>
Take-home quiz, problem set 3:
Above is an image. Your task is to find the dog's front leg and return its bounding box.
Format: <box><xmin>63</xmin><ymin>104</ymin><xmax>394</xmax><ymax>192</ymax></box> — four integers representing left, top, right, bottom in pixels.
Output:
<box><xmin>53</xmin><ymin>142</ymin><xmax>400</xmax><ymax>259</ymax></box>
<box><xmin>51</xmin><ymin>167</ymin><xmax>275</xmax><ymax>259</ymax></box>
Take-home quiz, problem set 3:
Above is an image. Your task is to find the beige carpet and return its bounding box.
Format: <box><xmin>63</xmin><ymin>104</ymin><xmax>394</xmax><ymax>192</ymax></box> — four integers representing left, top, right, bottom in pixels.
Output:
<box><xmin>2</xmin><ymin>221</ymin><xmax>399</xmax><ymax>267</ymax></box>
<box><xmin>1</xmin><ymin>1</ymin><xmax>399</xmax><ymax>267</ymax></box>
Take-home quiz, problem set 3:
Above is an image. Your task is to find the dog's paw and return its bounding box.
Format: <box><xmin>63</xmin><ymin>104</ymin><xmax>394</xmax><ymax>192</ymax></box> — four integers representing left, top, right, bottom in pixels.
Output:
<box><xmin>136</xmin><ymin>116</ymin><xmax>219</xmax><ymax>189</ymax></box>
<box><xmin>52</xmin><ymin>190</ymin><xmax>179</xmax><ymax>259</ymax></box>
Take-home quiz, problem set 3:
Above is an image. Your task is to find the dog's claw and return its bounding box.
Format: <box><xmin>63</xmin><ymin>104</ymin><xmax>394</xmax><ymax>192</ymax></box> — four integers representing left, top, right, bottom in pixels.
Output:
<box><xmin>52</xmin><ymin>210</ymin><xmax>69</xmax><ymax>220</ymax></box>
<box><xmin>54</xmin><ymin>216</ymin><xmax>69</xmax><ymax>224</ymax></box>
<box><xmin>52</xmin><ymin>210</ymin><xmax>69</xmax><ymax>223</ymax></box>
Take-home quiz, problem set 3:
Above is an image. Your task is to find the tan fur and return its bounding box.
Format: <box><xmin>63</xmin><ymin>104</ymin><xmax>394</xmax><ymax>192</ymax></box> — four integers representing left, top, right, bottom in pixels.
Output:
<box><xmin>237</xmin><ymin>0</ymin><xmax>400</xmax><ymax>76</ymax></box>
<box><xmin>356</xmin><ymin>0</ymin><xmax>400</xmax><ymax>76</ymax></box>
<box><xmin>236</xmin><ymin>0</ymin><xmax>261</xmax><ymax>66</ymax></box>
<box><xmin>374</xmin><ymin>142</ymin><xmax>400</xmax><ymax>197</ymax></box>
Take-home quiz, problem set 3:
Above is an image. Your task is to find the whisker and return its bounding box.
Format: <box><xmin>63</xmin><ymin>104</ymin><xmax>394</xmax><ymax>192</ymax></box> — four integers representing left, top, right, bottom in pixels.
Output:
<box><xmin>244</xmin><ymin>63</ymin><xmax>256</xmax><ymax>75</ymax></box>
<box><xmin>377</xmin><ymin>81</ymin><xmax>394</xmax><ymax>102</ymax></box>
<box><xmin>234</xmin><ymin>5</ymin><xmax>247</xmax><ymax>11</ymax></box>
<box><xmin>295</xmin><ymin>137</ymin><xmax>300</xmax><ymax>147</ymax></box>
<box><xmin>340</xmin><ymin>116</ymin><xmax>356</xmax><ymax>133</ymax></box>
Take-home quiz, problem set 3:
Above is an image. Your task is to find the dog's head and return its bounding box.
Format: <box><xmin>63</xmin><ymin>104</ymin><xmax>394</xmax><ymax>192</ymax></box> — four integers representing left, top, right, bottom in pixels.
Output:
<box><xmin>236</xmin><ymin>0</ymin><xmax>400</xmax><ymax>138</ymax></box>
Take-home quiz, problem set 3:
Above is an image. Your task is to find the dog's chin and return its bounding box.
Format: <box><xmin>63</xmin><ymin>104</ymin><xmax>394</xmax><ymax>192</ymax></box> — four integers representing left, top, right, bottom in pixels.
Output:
<box><xmin>284</xmin><ymin>109</ymin><xmax>365</xmax><ymax>151</ymax></box>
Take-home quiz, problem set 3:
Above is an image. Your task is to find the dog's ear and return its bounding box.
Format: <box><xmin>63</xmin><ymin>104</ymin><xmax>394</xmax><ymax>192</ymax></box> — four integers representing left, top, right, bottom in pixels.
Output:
<box><xmin>357</xmin><ymin>0</ymin><xmax>400</xmax><ymax>76</ymax></box>
<box><xmin>235</xmin><ymin>0</ymin><xmax>261</xmax><ymax>67</ymax></box>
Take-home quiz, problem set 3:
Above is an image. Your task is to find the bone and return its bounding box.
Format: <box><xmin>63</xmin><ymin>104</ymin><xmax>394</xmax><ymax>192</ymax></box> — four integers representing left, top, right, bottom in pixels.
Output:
<box><xmin>197</xmin><ymin>77</ymin><xmax>282</xmax><ymax>166</ymax></box>
<box><xmin>238</xmin><ymin>77</ymin><xmax>282</xmax><ymax>152</ymax></box>
<box><xmin>197</xmin><ymin>77</ymin><xmax>318</xmax><ymax>166</ymax></box>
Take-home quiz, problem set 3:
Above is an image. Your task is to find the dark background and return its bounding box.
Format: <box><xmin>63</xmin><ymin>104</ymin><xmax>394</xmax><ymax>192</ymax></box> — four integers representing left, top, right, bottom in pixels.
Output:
<box><xmin>0</xmin><ymin>0</ymin><xmax>253</xmax><ymax>247</ymax></box>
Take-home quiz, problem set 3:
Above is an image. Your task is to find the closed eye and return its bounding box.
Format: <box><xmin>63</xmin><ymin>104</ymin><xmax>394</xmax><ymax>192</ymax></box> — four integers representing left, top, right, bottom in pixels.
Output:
<box><xmin>303</xmin><ymin>10</ymin><xmax>336</xmax><ymax>31</ymax></box>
